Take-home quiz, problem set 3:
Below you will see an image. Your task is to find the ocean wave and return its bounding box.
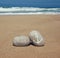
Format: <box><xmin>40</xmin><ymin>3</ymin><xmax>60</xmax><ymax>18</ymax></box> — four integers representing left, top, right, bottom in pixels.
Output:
<box><xmin>0</xmin><ymin>7</ymin><xmax>45</xmax><ymax>12</ymax></box>
<box><xmin>0</xmin><ymin>7</ymin><xmax>60</xmax><ymax>15</ymax></box>
<box><xmin>0</xmin><ymin>12</ymin><xmax>60</xmax><ymax>15</ymax></box>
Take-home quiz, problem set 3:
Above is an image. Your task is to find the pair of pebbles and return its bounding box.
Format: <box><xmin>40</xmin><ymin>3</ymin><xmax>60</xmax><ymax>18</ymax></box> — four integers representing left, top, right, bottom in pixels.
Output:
<box><xmin>13</xmin><ymin>30</ymin><xmax>44</xmax><ymax>46</ymax></box>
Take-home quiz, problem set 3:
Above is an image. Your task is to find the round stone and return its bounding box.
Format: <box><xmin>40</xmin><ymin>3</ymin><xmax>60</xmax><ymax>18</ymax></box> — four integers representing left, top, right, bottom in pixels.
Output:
<box><xmin>29</xmin><ymin>30</ymin><xmax>44</xmax><ymax>46</ymax></box>
<box><xmin>13</xmin><ymin>35</ymin><xmax>30</xmax><ymax>46</ymax></box>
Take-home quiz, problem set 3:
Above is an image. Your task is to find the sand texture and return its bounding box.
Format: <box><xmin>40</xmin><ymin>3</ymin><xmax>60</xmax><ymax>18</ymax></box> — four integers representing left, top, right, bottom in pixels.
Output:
<box><xmin>0</xmin><ymin>15</ymin><xmax>60</xmax><ymax>58</ymax></box>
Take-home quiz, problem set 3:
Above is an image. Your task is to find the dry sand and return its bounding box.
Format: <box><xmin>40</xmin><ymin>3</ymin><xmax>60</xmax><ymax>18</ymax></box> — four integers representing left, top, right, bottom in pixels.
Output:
<box><xmin>0</xmin><ymin>15</ymin><xmax>60</xmax><ymax>58</ymax></box>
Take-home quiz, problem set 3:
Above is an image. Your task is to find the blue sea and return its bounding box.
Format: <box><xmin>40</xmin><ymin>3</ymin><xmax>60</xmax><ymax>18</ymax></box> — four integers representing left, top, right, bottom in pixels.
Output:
<box><xmin>0</xmin><ymin>0</ymin><xmax>60</xmax><ymax>15</ymax></box>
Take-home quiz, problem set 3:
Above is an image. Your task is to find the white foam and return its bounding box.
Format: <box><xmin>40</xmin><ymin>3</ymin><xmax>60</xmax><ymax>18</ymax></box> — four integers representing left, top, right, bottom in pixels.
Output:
<box><xmin>0</xmin><ymin>7</ymin><xmax>60</xmax><ymax>15</ymax></box>
<box><xmin>0</xmin><ymin>12</ymin><xmax>60</xmax><ymax>15</ymax></box>
<box><xmin>0</xmin><ymin>7</ymin><xmax>45</xmax><ymax>12</ymax></box>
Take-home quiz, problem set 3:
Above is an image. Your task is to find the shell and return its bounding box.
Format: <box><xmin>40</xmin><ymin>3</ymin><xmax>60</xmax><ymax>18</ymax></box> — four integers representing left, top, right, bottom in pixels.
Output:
<box><xmin>29</xmin><ymin>30</ymin><xmax>44</xmax><ymax>46</ymax></box>
<box><xmin>13</xmin><ymin>35</ymin><xmax>30</xmax><ymax>46</ymax></box>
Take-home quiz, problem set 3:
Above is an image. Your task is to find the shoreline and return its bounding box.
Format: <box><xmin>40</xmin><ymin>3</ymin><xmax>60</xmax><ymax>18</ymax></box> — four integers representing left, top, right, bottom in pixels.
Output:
<box><xmin>0</xmin><ymin>14</ymin><xmax>60</xmax><ymax>16</ymax></box>
<box><xmin>0</xmin><ymin>13</ymin><xmax>60</xmax><ymax>15</ymax></box>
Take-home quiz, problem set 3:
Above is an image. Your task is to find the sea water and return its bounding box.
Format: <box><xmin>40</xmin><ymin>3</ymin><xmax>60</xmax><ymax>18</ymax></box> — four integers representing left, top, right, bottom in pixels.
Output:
<box><xmin>0</xmin><ymin>0</ymin><xmax>60</xmax><ymax>15</ymax></box>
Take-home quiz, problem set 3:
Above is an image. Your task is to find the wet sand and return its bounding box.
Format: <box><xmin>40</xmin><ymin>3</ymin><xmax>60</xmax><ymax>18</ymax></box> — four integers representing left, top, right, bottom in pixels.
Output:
<box><xmin>0</xmin><ymin>15</ymin><xmax>60</xmax><ymax>58</ymax></box>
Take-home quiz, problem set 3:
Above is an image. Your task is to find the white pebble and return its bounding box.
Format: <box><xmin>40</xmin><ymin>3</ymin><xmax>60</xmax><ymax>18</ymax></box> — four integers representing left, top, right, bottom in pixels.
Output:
<box><xmin>13</xmin><ymin>35</ymin><xmax>30</xmax><ymax>46</ymax></box>
<box><xmin>29</xmin><ymin>30</ymin><xmax>44</xmax><ymax>46</ymax></box>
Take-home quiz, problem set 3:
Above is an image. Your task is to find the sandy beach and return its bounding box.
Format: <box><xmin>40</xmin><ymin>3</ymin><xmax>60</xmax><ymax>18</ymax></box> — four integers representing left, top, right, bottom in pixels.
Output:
<box><xmin>0</xmin><ymin>15</ymin><xmax>60</xmax><ymax>58</ymax></box>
